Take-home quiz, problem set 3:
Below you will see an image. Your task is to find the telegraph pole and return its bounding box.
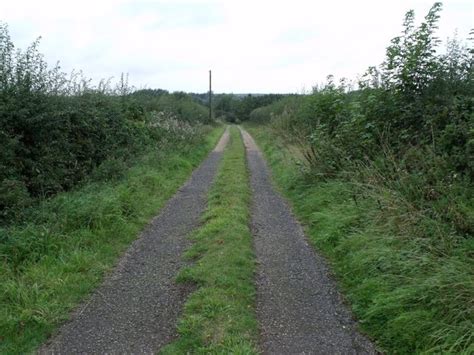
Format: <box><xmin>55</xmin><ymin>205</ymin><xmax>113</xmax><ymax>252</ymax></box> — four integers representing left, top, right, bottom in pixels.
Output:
<box><xmin>209</xmin><ymin>70</ymin><xmax>212</xmax><ymax>121</ymax></box>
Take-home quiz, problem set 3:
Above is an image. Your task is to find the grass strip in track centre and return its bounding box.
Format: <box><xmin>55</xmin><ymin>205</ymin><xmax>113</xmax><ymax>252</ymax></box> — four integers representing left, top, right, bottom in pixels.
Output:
<box><xmin>0</xmin><ymin>126</ymin><xmax>224</xmax><ymax>354</ymax></box>
<box><xmin>245</xmin><ymin>123</ymin><xmax>473</xmax><ymax>354</ymax></box>
<box><xmin>161</xmin><ymin>126</ymin><xmax>258</xmax><ymax>354</ymax></box>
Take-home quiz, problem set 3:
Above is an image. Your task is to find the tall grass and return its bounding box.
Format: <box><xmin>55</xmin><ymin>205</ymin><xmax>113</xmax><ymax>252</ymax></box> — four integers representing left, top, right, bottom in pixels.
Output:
<box><xmin>0</xmin><ymin>126</ymin><xmax>224</xmax><ymax>354</ymax></box>
<box><xmin>246</xmin><ymin>124</ymin><xmax>473</xmax><ymax>354</ymax></box>
<box><xmin>0</xmin><ymin>22</ymin><xmax>221</xmax><ymax>353</ymax></box>
<box><xmin>242</xmin><ymin>3</ymin><xmax>472</xmax><ymax>352</ymax></box>
<box><xmin>246</xmin><ymin>2</ymin><xmax>472</xmax><ymax>264</ymax></box>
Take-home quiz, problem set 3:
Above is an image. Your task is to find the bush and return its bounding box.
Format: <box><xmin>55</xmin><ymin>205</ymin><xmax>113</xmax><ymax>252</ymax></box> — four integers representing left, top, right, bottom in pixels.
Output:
<box><xmin>0</xmin><ymin>179</ymin><xmax>32</xmax><ymax>220</ymax></box>
<box><xmin>256</xmin><ymin>3</ymin><xmax>473</xmax><ymax>235</ymax></box>
<box><xmin>0</xmin><ymin>23</ymin><xmax>213</xmax><ymax>222</ymax></box>
<box><xmin>246</xmin><ymin>5</ymin><xmax>473</xmax><ymax>350</ymax></box>
<box><xmin>90</xmin><ymin>158</ymin><xmax>128</xmax><ymax>182</ymax></box>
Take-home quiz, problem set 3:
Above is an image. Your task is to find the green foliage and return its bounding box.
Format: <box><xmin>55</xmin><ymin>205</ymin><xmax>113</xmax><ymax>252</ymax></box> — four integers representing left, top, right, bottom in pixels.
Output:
<box><xmin>0</xmin><ymin>23</ymin><xmax>212</xmax><ymax>222</ymax></box>
<box><xmin>214</xmin><ymin>93</ymin><xmax>285</xmax><ymax>122</ymax></box>
<box><xmin>89</xmin><ymin>158</ymin><xmax>128</xmax><ymax>182</ymax></box>
<box><xmin>247</xmin><ymin>125</ymin><xmax>473</xmax><ymax>354</ymax></box>
<box><xmin>383</xmin><ymin>2</ymin><xmax>443</xmax><ymax>96</ymax></box>
<box><xmin>154</xmin><ymin>91</ymin><xmax>211</xmax><ymax>123</ymax></box>
<box><xmin>0</xmin><ymin>22</ymin><xmax>220</xmax><ymax>352</ymax></box>
<box><xmin>0</xmin><ymin>179</ymin><xmax>31</xmax><ymax>220</ymax></box>
<box><xmin>162</xmin><ymin>127</ymin><xmax>258</xmax><ymax>354</ymax></box>
<box><xmin>0</xmin><ymin>126</ymin><xmax>223</xmax><ymax>354</ymax></box>
<box><xmin>248</xmin><ymin>3</ymin><xmax>473</xmax><ymax>236</ymax></box>
<box><xmin>245</xmin><ymin>2</ymin><xmax>473</xmax><ymax>353</ymax></box>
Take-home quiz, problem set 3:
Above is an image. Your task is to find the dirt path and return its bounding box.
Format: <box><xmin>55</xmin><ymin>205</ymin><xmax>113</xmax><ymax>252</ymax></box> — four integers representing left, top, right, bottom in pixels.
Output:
<box><xmin>241</xmin><ymin>128</ymin><xmax>376</xmax><ymax>354</ymax></box>
<box><xmin>39</xmin><ymin>128</ymin><xmax>229</xmax><ymax>354</ymax></box>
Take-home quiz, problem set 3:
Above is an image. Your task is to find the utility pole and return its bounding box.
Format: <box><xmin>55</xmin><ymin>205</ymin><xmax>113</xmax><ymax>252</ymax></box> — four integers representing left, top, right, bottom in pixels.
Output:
<box><xmin>209</xmin><ymin>70</ymin><xmax>212</xmax><ymax>121</ymax></box>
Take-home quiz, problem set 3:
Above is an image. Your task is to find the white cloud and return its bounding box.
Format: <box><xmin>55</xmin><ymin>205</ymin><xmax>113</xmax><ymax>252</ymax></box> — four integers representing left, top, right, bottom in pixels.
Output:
<box><xmin>1</xmin><ymin>0</ymin><xmax>472</xmax><ymax>93</ymax></box>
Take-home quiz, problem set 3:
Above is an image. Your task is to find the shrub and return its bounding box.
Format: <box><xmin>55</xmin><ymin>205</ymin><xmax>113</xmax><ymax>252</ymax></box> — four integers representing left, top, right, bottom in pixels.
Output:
<box><xmin>0</xmin><ymin>23</ymin><xmax>213</xmax><ymax>222</ymax></box>
<box><xmin>253</xmin><ymin>2</ymin><xmax>473</xmax><ymax>234</ymax></box>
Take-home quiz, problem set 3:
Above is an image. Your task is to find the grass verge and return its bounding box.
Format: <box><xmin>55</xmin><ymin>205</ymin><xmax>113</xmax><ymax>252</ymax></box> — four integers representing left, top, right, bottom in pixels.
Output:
<box><xmin>161</xmin><ymin>126</ymin><xmax>258</xmax><ymax>354</ymax></box>
<box><xmin>0</xmin><ymin>126</ymin><xmax>224</xmax><ymax>354</ymax></box>
<box><xmin>245</xmin><ymin>124</ymin><xmax>473</xmax><ymax>354</ymax></box>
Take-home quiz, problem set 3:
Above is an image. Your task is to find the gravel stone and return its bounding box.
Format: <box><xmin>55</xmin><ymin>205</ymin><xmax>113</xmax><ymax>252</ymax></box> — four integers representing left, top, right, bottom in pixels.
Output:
<box><xmin>39</xmin><ymin>129</ymin><xmax>229</xmax><ymax>354</ymax></box>
<box><xmin>241</xmin><ymin>128</ymin><xmax>377</xmax><ymax>355</ymax></box>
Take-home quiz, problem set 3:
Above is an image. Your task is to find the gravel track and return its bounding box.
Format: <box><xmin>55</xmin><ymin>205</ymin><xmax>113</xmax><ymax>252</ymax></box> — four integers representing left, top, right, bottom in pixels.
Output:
<box><xmin>241</xmin><ymin>127</ymin><xmax>376</xmax><ymax>355</ymax></box>
<box><xmin>39</xmin><ymin>128</ymin><xmax>229</xmax><ymax>354</ymax></box>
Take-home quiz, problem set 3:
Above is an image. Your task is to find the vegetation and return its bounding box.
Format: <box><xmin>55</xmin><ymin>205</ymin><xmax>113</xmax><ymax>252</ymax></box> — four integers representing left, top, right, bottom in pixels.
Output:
<box><xmin>1</xmin><ymin>2</ymin><xmax>472</xmax><ymax>353</ymax></box>
<box><xmin>245</xmin><ymin>3</ymin><xmax>473</xmax><ymax>353</ymax></box>
<box><xmin>0</xmin><ymin>24</ymin><xmax>221</xmax><ymax>353</ymax></box>
<box><xmin>0</xmin><ymin>126</ymin><xmax>223</xmax><ymax>354</ymax></box>
<box><xmin>213</xmin><ymin>93</ymin><xmax>285</xmax><ymax>123</ymax></box>
<box><xmin>0</xmin><ymin>22</ymin><xmax>211</xmax><ymax>223</ymax></box>
<box><xmin>247</xmin><ymin>126</ymin><xmax>473</xmax><ymax>353</ymax></box>
<box><xmin>162</xmin><ymin>127</ymin><xmax>258</xmax><ymax>354</ymax></box>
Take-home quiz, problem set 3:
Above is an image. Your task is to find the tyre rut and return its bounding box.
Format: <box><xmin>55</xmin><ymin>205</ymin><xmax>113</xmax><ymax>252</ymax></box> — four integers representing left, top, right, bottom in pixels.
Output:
<box><xmin>39</xmin><ymin>128</ymin><xmax>229</xmax><ymax>354</ymax></box>
<box><xmin>241</xmin><ymin>127</ymin><xmax>377</xmax><ymax>355</ymax></box>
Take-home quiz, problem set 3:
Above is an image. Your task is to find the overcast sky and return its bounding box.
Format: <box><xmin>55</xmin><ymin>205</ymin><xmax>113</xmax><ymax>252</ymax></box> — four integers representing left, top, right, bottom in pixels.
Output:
<box><xmin>1</xmin><ymin>0</ymin><xmax>472</xmax><ymax>93</ymax></box>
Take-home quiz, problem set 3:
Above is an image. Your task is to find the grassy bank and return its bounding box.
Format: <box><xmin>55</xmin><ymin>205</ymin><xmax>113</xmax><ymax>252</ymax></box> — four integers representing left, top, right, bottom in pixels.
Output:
<box><xmin>246</xmin><ymin>124</ymin><xmax>473</xmax><ymax>354</ymax></box>
<box><xmin>162</xmin><ymin>127</ymin><xmax>258</xmax><ymax>354</ymax></box>
<box><xmin>0</xmin><ymin>126</ymin><xmax>224</xmax><ymax>354</ymax></box>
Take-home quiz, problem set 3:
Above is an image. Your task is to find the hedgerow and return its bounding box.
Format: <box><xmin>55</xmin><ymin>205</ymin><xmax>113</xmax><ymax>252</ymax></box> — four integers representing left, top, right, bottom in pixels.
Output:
<box><xmin>250</xmin><ymin>2</ymin><xmax>473</xmax><ymax>237</ymax></box>
<box><xmin>246</xmin><ymin>3</ymin><xmax>473</xmax><ymax>352</ymax></box>
<box><xmin>0</xmin><ymin>23</ymin><xmax>211</xmax><ymax>222</ymax></box>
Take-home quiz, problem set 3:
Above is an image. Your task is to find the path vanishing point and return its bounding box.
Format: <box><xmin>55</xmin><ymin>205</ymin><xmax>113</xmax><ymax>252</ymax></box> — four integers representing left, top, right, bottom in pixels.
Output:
<box><xmin>40</xmin><ymin>127</ymin><xmax>376</xmax><ymax>354</ymax></box>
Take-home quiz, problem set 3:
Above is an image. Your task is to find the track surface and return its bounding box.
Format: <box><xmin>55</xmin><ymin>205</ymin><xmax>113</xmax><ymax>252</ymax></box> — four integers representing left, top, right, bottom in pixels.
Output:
<box><xmin>241</xmin><ymin>128</ymin><xmax>376</xmax><ymax>354</ymax></box>
<box><xmin>40</xmin><ymin>127</ymin><xmax>376</xmax><ymax>354</ymax></box>
<box><xmin>40</xmin><ymin>129</ymin><xmax>229</xmax><ymax>354</ymax></box>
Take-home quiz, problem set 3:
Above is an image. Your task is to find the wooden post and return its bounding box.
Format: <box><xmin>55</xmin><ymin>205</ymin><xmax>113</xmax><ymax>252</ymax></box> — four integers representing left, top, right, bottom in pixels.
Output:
<box><xmin>209</xmin><ymin>70</ymin><xmax>212</xmax><ymax>121</ymax></box>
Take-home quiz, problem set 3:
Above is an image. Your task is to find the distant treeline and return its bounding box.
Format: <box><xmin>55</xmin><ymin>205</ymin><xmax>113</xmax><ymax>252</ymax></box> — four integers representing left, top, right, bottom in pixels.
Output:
<box><xmin>214</xmin><ymin>94</ymin><xmax>287</xmax><ymax>122</ymax></box>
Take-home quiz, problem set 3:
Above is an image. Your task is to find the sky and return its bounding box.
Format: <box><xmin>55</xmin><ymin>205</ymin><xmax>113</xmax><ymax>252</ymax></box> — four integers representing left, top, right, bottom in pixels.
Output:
<box><xmin>1</xmin><ymin>0</ymin><xmax>473</xmax><ymax>93</ymax></box>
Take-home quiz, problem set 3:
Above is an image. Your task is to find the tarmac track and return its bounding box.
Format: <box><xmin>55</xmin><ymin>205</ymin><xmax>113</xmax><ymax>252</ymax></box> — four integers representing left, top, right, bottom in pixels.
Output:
<box><xmin>39</xmin><ymin>128</ymin><xmax>229</xmax><ymax>354</ymax></box>
<box><xmin>241</xmin><ymin>127</ymin><xmax>376</xmax><ymax>355</ymax></box>
<box><xmin>40</xmin><ymin>127</ymin><xmax>376</xmax><ymax>354</ymax></box>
